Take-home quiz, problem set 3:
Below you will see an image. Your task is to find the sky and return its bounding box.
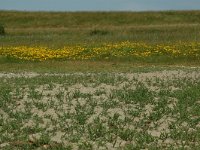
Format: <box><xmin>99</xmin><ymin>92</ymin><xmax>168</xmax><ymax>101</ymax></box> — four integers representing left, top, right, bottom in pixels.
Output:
<box><xmin>0</xmin><ymin>0</ymin><xmax>200</xmax><ymax>11</ymax></box>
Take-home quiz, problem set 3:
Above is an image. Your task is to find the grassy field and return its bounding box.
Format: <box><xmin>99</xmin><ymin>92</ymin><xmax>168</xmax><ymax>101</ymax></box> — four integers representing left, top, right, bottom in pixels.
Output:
<box><xmin>0</xmin><ymin>11</ymin><xmax>200</xmax><ymax>149</ymax></box>
<box><xmin>1</xmin><ymin>10</ymin><xmax>200</xmax><ymax>67</ymax></box>
<box><xmin>1</xmin><ymin>10</ymin><xmax>200</xmax><ymax>47</ymax></box>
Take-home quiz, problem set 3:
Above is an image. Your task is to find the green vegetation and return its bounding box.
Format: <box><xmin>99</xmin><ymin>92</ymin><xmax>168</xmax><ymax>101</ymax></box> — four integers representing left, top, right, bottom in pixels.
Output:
<box><xmin>0</xmin><ymin>11</ymin><xmax>200</xmax><ymax>47</ymax></box>
<box><xmin>1</xmin><ymin>10</ymin><xmax>200</xmax><ymax>149</ymax></box>
<box><xmin>0</xmin><ymin>69</ymin><xmax>200</xmax><ymax>149</ymax></box>
<box><xmin>1</xmin><ymin>11</ymin><xmax>200</xmax><ymax>28</ymax></box>
<box><xmin>0</xmin><ymin>24</ymin><xmax>5</xmax><ymax>35</ymax></box>
<box><xmin>0</xmin><ymin>10</ymin><xmax>200</xmax><ymax>70</ymax></box>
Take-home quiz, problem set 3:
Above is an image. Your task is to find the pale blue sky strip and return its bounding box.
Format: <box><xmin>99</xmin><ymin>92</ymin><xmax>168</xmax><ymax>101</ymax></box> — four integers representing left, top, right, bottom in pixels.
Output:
<box><xmin>0</xmin><ymin>0</ymin><xmax>200</xmax><ymax>11</ymax></box>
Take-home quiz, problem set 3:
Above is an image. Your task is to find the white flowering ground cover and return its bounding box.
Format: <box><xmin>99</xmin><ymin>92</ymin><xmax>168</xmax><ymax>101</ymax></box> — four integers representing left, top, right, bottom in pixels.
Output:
<box><xmin>1</xmin><ymin>69</ymin><xmax>200</xmax><ymax>149</ymax></box>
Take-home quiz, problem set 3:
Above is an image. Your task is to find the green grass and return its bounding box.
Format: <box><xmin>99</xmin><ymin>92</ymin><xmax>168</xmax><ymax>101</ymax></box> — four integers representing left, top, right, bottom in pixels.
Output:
<box><xmin>0</xmin><ymin>59</ymin><xmax>199</xmax><ymax>73</ymax></box>
<box><xmin>1</xmin><ymin>10</ymin><xmax>200</xmax><ymax>69</ymax></box>
<box><xmin>1</xmin><ymin>10</ymin><xmax>200</xmax><ymax>47</ymax></box>
<box><xmin>1</xmin><ymin>69</ymin><xmax>200</xmax><ymax>149</ymax></box>
<box><xmin>1</xmin><ymin>11</ymin><xmax>200</xmax><ymax>149</ymax></box>
<box><xmin>1</xmin><ymin>11</ymin><xmax>200</xmax><ymax>28</ymax></box>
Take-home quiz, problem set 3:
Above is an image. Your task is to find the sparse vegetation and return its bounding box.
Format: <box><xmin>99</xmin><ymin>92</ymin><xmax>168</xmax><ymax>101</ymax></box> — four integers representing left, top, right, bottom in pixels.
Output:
<box><xmin>0</xmin><ymin>70</ymin><xmax>200</xmax><ymax>149</ymax></box>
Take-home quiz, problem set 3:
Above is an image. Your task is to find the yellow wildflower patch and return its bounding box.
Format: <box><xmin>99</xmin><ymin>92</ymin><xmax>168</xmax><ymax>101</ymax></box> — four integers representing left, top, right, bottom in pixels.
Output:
<box><xmin>0</xmin><ymin>41</ymin><xmax>200</xmax><ymax>61</ymax></box>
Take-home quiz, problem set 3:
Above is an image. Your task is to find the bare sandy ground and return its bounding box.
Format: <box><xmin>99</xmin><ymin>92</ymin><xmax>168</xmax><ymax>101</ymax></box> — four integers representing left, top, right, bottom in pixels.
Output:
<box><xmin>1</xmin><ymin>69</ymin><xmax>200</xmax><ymax>149</ymax></box>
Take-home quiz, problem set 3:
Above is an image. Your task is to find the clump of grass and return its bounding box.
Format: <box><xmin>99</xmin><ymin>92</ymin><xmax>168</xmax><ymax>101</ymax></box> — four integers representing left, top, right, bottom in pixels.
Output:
<box><xmin>0</xmin><ymin>24</ymin><xmax>5</xmax><ymax>35</ymax></box>
<box><xmin>89</xmin><ymin>29</ymin><xmax>110</xmax><ymax>36</ymax></box>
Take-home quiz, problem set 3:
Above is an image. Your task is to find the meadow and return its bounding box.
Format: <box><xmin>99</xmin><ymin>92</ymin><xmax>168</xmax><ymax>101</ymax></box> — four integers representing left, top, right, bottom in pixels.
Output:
<box><xmin>1</xmin><ymin>11</ymin><xmax>200</xmax><ymax>48</ymax></box>
<box><xmin>1</xmin><ymin>11</ymin><xmax>200</xmax><ymax>70</ymax></box>
<box><xmin>0</xmin><ymin>11</ymin><xmax>200</xmax><ymax>149</ymax></box>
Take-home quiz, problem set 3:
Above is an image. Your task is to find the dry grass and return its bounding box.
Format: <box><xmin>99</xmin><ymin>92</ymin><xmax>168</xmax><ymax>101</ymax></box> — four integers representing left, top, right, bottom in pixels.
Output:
<box><xmin>1</xmin><ymin>10</ymin><xmax>200</xmax><ymax>47</ymax></box>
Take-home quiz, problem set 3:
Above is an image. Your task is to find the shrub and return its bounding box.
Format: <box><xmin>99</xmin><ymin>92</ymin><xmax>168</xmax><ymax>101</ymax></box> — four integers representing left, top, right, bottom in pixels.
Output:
<box><xmin>89</xmin><ymin>29</ymin><xmax>109</xmax><ymax>36</ymax></box>
<box><xmin>0</xmin><ymin>24</ymin><xmax>5</xmax><ymax>35</ymax></box>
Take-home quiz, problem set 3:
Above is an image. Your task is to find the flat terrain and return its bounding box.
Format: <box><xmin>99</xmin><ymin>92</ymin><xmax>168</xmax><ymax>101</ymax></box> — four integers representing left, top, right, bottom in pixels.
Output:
<box><xmin>0</xmin><ymin>11</ymin><xmax>200</xmax><ymax>149</ymax></box>
<box><xmin>1</xmin><ymin>11</ymin><xmax>200</xmax><ymax>67</ymax></box>
<box><xmin>1</xmin><ymin>11</ymin><xmax>200</xmax><ymax>47</ymax></box>
<box><xmin>1</xmin><ymin>68</ymin><xmax>200</xmax><ymax>149</ymax></box>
